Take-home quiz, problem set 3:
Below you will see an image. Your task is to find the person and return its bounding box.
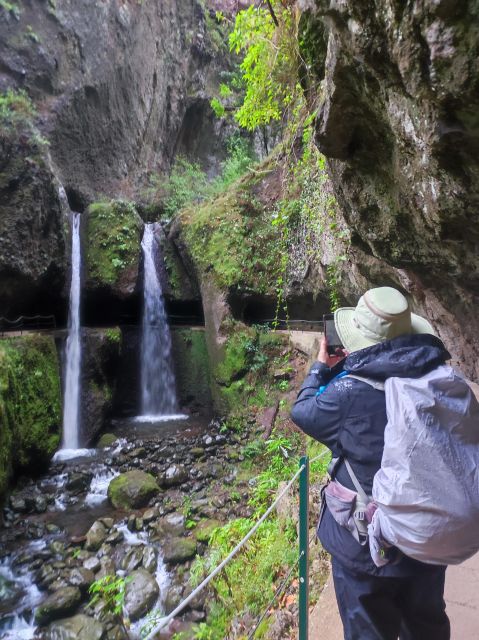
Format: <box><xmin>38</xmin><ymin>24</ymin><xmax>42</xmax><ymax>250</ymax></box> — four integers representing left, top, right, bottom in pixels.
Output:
<box><xmin>290</xmin><ymin>286</ymin><xmax>451</xmax><ymax>640</ymax></box>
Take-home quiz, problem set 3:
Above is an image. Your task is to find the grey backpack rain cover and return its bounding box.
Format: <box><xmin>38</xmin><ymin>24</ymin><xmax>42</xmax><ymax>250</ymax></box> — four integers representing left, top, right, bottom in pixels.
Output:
<box><xmin>371</xmin><ymin>365</ymin><xmax>479</xmax><ymax>565</ymax></box>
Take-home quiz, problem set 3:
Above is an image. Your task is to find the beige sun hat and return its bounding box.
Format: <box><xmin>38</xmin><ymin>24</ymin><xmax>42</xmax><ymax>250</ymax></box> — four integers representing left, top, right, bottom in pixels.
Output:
<box><xmin>334</xmin><ymin>287</ymin><xmax>435</xmax><ymax>353</ymax></box>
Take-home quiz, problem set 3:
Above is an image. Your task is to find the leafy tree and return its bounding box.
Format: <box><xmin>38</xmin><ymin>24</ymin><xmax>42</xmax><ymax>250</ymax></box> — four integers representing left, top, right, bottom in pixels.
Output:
<box><xmin>226</xmin><ymin>1</ymin><xmax>302</xmax><ymax>131</ymax></box>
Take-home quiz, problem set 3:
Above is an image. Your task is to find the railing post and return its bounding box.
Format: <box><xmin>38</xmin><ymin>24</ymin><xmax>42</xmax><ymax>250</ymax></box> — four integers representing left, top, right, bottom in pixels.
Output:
<box><xmin>299</xmin><ymin>456</ymin><xmax>309</xmax><ymax>640</ymax></box>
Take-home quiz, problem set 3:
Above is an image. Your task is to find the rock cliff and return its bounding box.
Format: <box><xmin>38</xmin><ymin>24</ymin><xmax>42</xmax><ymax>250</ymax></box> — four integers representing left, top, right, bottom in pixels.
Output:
<box><xmin>0</xmin><ymin>0</ymin><xmax>232</xmax><ymax>315</ymax></box>
<box><xmin>299</xmin><ymin>0</ymin><xmax>479</xmax><ymax>377</ymax></box>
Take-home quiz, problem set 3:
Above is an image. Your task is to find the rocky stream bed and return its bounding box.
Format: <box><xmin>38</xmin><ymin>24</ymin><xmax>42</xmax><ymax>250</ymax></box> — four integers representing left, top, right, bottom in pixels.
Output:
<box><xmin>0</xmin><ymin>417</ymin><xmax>257</xmax><ymax>639</ymax></box>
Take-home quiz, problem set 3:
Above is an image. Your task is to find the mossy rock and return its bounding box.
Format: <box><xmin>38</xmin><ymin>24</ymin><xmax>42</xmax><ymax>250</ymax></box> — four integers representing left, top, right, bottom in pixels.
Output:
<box><xmin>96</xmin><ymin>433</ymin><xmax>117</xmax><ymax>448</ymax></box>
<box><xmin>0</xmin><ymin>335</ymin><xmax>61</xmax><ymax>498</ymax></box>
<box><xmin>162</xmin><ymin>537</ymin><xmax>197</xmax><ymax>564</ymax></box>
<box><xmin>178</xmin><ymin>158</ymin><xmax>283</xmax><ymax>295</ymax></box>
<box><xmin>35</xmin><ymin>586</ymin><xmax>82</xmax><ymax>625</ymax></box>
<box><xmin>84</xmin><ymin>200</ymin><xmax>142</xmax><ymax>294</ymax></box>
<box><xmin>107</xmin><ymin>470</ymin><xmax>159</xmax><ymax>509</ymax></box>
<box><xmin>193</xmin><ymin>519</ymin><xmax>221</xmax><ymax>543</ymax></box>
<box><xmin>170</xmin><ymin>328</ymin><xmax>212</xmax><ymax>410</ymax></box>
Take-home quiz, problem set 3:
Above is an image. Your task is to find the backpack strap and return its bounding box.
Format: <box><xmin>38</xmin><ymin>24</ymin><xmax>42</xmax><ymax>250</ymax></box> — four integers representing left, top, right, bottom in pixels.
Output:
<box><xmin>344</xmin><ymin>459</ymin><xmax>370</xmax><ymax>506</ymax></box>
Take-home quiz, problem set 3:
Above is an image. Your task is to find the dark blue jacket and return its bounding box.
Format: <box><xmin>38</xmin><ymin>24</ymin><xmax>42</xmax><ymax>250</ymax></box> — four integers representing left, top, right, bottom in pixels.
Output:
<box><xmin>291</xmin><ymin>334</ymin><xmax>450</xmax><ymax>576</ymax></box>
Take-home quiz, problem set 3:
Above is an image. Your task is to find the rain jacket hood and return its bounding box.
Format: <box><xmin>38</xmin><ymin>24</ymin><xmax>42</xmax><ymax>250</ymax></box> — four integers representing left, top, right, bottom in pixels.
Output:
<box><xmin>344</xmin><ymin>334</ymin><xmax>450</xmax><ymax>381</ymax></box>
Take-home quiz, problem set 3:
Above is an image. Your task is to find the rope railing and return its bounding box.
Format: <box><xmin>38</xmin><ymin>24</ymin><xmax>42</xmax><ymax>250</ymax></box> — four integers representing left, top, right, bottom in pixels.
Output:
<box><xmin>144</xmin><ymin>449</ymin><xmax>330</xmax><ymax>640</ymax></box>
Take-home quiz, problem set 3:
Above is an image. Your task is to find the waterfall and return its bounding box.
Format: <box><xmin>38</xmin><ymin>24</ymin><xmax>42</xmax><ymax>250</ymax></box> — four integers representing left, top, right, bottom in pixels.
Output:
<box><xmin>61</xmin><ymin>212</ymin><xmax>82</xmax><ymax>449</ymax></box>
<box><xmin>139</xmin><ymin>223</ymin><xmax>179</xmax><ymax>418</ymax></box>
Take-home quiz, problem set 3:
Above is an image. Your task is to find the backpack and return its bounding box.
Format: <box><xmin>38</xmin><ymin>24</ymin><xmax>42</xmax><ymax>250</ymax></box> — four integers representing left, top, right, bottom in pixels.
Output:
<box><xmin>348</xmin><ymin>365</ymin><xmax>479</xmax><ymax>566</ymax></box>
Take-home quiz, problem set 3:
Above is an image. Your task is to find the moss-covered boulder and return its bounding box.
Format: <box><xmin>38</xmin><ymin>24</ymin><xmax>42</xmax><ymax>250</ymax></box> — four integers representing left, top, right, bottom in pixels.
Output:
<box><xmin>193</xmin><ymin>519</ymin><xmax>221</xmax><ymax>543</ymax></box>
<box><xmin>107</xmin><ymin>470</ymin><xmax>159</xmax><ymax>510</ymax></box>
<box><xmin>84</xmin><ymin>200</ymin><xmax>143</xmax><ymax>297</ymax></box>
<box><xmin>0</xmin><ymin>335</ymin><xmax>61</xmax><ymax>498</ymax></box>
<box><xmin>96</xmin><ymin>433</ymin><xmax>118</xmax><ymax>448</ymax></box>
<box><xmin>162</xmin><ymin>537</ymin><xmax>197</xmax><ymax>564</ymax></box>
<box><xmin>35</xmin><ymin>586</ymin><xmax>82</xmax><ymax>625</ymax></box>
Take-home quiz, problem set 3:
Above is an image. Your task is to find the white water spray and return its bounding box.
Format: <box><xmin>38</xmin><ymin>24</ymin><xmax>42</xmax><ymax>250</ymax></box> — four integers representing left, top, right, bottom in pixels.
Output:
<box><xmin>139</xmin><ymin>223</ymin><xmax>180</xmax><ymax>418</ymax></box>
<box><xmin>61</xmin><ymin>212</ymin><xmax>82</xmax><ymax>449</ymax></box>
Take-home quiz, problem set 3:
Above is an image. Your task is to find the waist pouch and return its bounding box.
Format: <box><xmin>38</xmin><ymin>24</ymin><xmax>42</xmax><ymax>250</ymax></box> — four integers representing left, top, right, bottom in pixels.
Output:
<box><xmin>321</xmin><ymin>479</ymin><xmax>374</xmax><ymax>546</ymax></box>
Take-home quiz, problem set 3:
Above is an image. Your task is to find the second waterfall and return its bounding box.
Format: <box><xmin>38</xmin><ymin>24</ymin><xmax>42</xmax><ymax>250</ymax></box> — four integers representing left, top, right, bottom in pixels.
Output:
<box><xmin>139</xmin><ymin>223</ymin><xmax>179</xmax><ymax>418</ymax></box>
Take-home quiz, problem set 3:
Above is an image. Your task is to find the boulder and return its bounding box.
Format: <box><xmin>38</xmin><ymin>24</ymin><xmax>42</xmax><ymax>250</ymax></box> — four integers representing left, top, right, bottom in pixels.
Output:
<box><xmin>124</xmin><ymin>569</ymin><xmax>159</xmax><ymax>621</ymax></box>
<box><xmin>96</xmin><ymin>433</ymin><xmax>118</xmax><ymax>448</ymax></box>
<box><xmin>121</xmin><ymin>547</ymin><xmax>144</xmax><ymax>573</ymax></box>
<box><xmin>44</xmin><ymin>614</ymin><xmax>105</xmax><ymax>639</ymax></box>
<box><xmin>142</xmin><ymin>546</ymin><xmax>158</xmax><ymax>573</ymax></box>
<box><xmin>84</xmin><ymin>521</ymin><xmax>108</xmax><ymax>552</ymax></box>
<box><xmin>35</xmin><ymin>586</ymin><xmax>82</xmax><ymax>625</ymax></box>
<box><xmin>193</xmin><ymin>519</ymin><xmax>221</xmax><ymax>544</ymax></box>
<box><xmin>107</xmin><ymin>470</ymin><xmax>159</xmax><ymax>510</ymax></box>
<box><xmin>66</xmin><ymin>472</ymin><xmax>93</xmax><ymax>494</ymax></box>
<box><xmin>67</xmin><ymin>567</ymin><xmax>95</xmax><ymax>592</ymax></box>
<box><xmin>162</xmin><ymin>537</ymin><xmax>197</xmax><ymax>564</ymax></box>
<box><xmin>160</xmin><ymin>464</ymin><xmax>188</xmax><ymax>488</ymax></box>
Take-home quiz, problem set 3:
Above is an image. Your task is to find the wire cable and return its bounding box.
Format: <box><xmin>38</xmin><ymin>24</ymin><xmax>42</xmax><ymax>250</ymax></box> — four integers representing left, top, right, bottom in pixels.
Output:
<box><xmin>144</xmin><ymin>464</ymin><xmax>306</xmax><ymax>639</ymax></box>
<box><xmin>247</xmin><ymin>552</ymin><xmax>302</xmax><ymax>639</ymax></box>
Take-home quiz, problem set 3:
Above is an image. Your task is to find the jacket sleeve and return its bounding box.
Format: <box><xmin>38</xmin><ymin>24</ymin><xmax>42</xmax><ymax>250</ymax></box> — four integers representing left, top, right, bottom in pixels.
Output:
<box><xmin>290</xmin><ymin>361</ymin><xmax>344</xmax><ymax>451</ymax></box>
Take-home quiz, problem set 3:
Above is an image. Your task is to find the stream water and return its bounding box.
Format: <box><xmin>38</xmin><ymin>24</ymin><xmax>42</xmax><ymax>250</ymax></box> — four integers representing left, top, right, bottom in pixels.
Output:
<box><xmin>0</xmin><ymin>415</ymin><xmax>229</xmax><ymax>639</ymax></box>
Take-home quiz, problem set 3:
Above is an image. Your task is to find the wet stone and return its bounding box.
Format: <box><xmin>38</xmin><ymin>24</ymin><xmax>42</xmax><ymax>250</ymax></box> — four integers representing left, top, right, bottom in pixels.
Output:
<box><xmin>142</xmin><ymin>507</ymin><xmax>158</xmax><ymax>523</ymax></box>
<box><xmin>68</xmin><ymin>567</ymin><xmax>95</xmax><ymax>591</ymax></box>
<box><xmin>44</xmin><ymin>613</ymin><xmax>105</xmax><ymax>640</ymax></box>
<box><xmin>46</xmin><ymin>523</ymin><xmax>61</xmax><ymax>534</ymax></box>
<box><xmin>124</xmin><ymin>568</ymin><xmax>159</xmax><ymax>621</ymax></box>
<box><xmin>10</xmin><ymin>495</ymin><xmax>27</xmax><ymax>513</ymax></box>
<box><xmin>162</xmin><ymin>537</ymin><xmax>197</xmax><ymax>564</ymax></box>
<box><xmin>85</xmin><ymin>521</ymin><xmax>108</xmax><ymax>552</ymax></box>
<box><xmin>66</xmin><ymin>473</ymin><xmax>93</xmax><ymax>494</ymax></box>
<box><xmin>83</xmin><ymin>556</ymin><xmax>101</xmax><ymax>573</ymax></box>
<box><xmin>142</xmin><ymin>545</ymin><xmax>158</xmax><ymax>573</ymax></box>
<box><xmin>105</xmin><ymin>529</ymin><xmax>124</xmax><ymax>544</ymax></box>
<box><xmin>121</xmin><ymin>546</ymin><xmax>144</xmax><ymax>572</ymax></box>
<box><xmin>161</xmin><ymin>465</ymin><xmax>188</xmax><ymax>488</ymax></box>
<box><xmin>99</xmin><ymin>517</ymin><xmax>114</xmax><ymax>530</ymax></box>
<box><xmin>35</xmin><ymin>585</ymin><xmax>82</xmax><ymax>625</ymax></box>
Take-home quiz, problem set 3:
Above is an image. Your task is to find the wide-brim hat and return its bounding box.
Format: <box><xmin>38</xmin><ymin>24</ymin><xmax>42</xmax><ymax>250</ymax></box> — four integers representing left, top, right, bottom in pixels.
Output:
<box><xmin>334</xmin><ymin>287</ymin><xmax>435</xmax><ymax>353</ymax></box>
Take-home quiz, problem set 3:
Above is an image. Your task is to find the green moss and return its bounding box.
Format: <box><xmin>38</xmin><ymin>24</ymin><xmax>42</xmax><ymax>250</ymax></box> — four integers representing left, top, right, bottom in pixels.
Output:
<box><xmin>170</xmin><ymin>329</ymin><xmax>212</xmax><ymax>409</ymax></box>
<box><xmin>85</xmin><ymin>200</ymin><xmax>142</xmax><ymax>288</ymax></box>
<box><xmin>0</xmin><ymin>335</ymin><xmax>61</xmax><ymax>497</ymax></box>
<box><xmin>178</xmin><ymin>159</ymin><xmax>283</xmax><ymax>296</ymax></box>
<box><xmin>108</xmin><ymin>470</ymin><xmax>159</xmax><ymax>510</ymax></box>
<box><xmin>104</xmin><ymin>327</ymin><xmax>121</xmax><ymax>344</ymax></box>
<box><xmin>212</xmin><ymin>323</ymin><xmax>286</xmax><ymax>412</ymax></box>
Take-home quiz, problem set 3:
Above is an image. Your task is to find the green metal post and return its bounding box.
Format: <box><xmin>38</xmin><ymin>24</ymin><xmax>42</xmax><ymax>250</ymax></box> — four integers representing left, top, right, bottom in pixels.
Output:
<box><xmin>299</xmin><ymin>456</ymin><xmax>309</xmax><ymax>640</ymax></box>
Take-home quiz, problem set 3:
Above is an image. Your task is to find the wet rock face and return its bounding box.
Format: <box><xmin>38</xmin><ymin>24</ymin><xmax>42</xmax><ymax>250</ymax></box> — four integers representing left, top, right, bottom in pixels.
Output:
<box><xmin>306</xmin><ymin>1</ymin><xmax>479</xmax><ymax>377</ymax></box>
<box><xmin>0</xmin><ymin>0</ymin><xmax>229</xmax><ymax>200</ymax></box>
<box><xmin>0</xmin><ymin>134</ymin><xmax>67</xmax><ymax>318</ymax></box>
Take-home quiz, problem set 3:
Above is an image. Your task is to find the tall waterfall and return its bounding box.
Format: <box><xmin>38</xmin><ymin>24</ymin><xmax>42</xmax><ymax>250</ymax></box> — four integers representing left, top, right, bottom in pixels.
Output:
<box><xmin>140</xmin><ymin>223</ymin><xmax>179</xmax><ymax>417</ymax></box>
<box><xmin>61</xmin><ymin>212</ymin><xmax>82</xmax><ymax>449</ymax></box>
